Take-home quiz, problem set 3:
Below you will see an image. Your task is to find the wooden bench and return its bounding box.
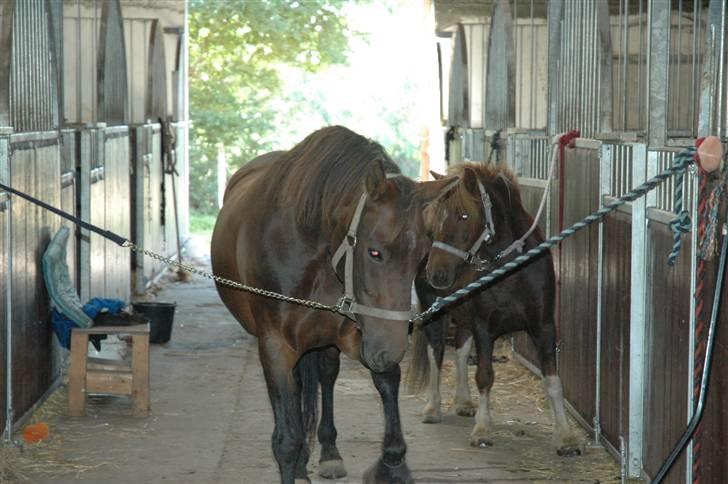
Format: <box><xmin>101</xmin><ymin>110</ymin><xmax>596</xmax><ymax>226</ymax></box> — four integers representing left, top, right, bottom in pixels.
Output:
<box><xmin>68</xmin><ymin>324</ymin><xmax>150</xmax><ymax>417</ymax></box>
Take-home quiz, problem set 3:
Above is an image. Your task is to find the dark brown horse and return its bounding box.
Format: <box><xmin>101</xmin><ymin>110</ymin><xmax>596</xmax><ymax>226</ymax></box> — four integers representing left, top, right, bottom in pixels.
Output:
<box><xmin>211</xmin><ymin>126</ymin><xmax>457</xmax><ymax>483</ymax></box>
<box><xmin>407</xmin><ymin>162</ymin><xmax>582</xmax><ymax>456</ymax></box>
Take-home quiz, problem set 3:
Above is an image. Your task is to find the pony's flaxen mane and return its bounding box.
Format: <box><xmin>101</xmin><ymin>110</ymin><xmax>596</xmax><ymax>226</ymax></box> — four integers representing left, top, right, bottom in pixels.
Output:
<box><xmin>425</xmin><ymin>162</ymin><xmax>521</xmax><ymax>238</ymax></box>
<box><xmin>265</xmin><ymin>126</ymin><xmax>400</xmax><ymax>231</ymax></box>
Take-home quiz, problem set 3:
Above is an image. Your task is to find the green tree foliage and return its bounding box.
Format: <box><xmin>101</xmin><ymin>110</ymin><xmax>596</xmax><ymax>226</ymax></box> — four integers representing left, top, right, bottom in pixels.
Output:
<box><xmin>189</xmin><ymin>0</ymin><xmax>352</xmax><ymax>213</ymax></box>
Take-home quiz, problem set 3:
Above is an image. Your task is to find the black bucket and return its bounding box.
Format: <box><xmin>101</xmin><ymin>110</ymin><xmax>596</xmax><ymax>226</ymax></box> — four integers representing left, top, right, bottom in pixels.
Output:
<box><xmin>132</xmin><ymin>302</ymin><xmax>176</xmax><ymax>344</ymax></box>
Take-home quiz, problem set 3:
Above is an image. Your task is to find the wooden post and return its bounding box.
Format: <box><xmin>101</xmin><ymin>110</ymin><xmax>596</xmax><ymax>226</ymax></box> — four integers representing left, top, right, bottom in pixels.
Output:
<box><xmin>68</xmin><ymin>330</ymin><xmax>89</xmax><ymax>416</ymax></box>
<box><xmin>131</xmin><ymin>332</ymin><xmax>150</xmax><ymax>416</ymax></box>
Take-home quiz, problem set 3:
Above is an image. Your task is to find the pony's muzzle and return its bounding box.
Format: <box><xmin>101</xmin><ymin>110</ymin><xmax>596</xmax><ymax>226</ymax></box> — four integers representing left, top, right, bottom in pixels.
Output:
<box><xmin>427</xmin><ymin>268</ymin><xmax>454</xmax><ymax>290</ymax></box>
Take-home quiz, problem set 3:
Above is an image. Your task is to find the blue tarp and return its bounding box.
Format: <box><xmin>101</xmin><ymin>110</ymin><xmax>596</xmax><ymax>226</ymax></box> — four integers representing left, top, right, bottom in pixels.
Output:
<box><xmin>52</xmin><ymin>298</ymin><xmax>126</xmax><ymax>349</ymax></box>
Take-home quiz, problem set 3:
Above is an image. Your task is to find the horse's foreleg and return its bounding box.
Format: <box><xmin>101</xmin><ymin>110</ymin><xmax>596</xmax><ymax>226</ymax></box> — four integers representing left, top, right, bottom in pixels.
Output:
<box><xmin>470</xmin><ymin>326</ymin><xmax>494</xmax><ymax>447</ymax></box>
<box><xmin>531</xmin><ymin>320</ymin><xmax>582</xmax><ymax>457</ymax></box>
<box><xmin>454</xmin><ymin>323</ymin><xmax>475</xmax><ymax>417</ymax></box>
<box><xmin>316</xmin><ymin>346</ymin><xmax>347</xmax><ymax>479</ymax></box>
<box><xmin>422</xmin><ymin>316</ymin><xmax>445</xmax><ymax>423</ymax></box>
<box><xmin>363</xmin><ymin>364</ymin><xmax>413</xmax><ymax>484</ymax></box>
<box><xmin>259</xmin><ymin>338</ymin><xmax>311</xmax><ymax>484</ymax></box>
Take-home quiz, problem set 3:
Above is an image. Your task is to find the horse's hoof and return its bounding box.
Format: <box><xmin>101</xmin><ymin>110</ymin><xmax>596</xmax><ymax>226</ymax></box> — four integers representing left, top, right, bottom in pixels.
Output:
<box><xmin>470</xmin><ymin>436</ymin><xmax>493</xmax><ymax>448</ymax></box>
<box><xmin>294</xmin><ymin>479</ymin><xmax>311</xmax><ymax>484</ymax></box>
<box><xmin>422</xmin><ymin>413</ymin><xmax>441</xmax><ymax>424</ymax></box>
<box><xmin>557</xmin><ymin>445</ymin><xmax>582</xmax><ymax>457</ymax></box>
<box><xmin>455</xmin><ymin>404</ymin><xmax>476</xmax><ymax>417</ymax></box>
<box><xmin>363</xmin><ymin>458</ymin><xmax>413</xmax><ymax>484</ymax></box>
<box><xmin>318</xmin><ymin>459</ymin><xmax>347</xmax><ymax>479</ymax></box>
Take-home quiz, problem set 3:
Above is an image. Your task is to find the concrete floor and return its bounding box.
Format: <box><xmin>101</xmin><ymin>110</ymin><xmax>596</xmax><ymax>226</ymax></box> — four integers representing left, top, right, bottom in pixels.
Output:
<box><xmin>5</xmin><ymin>237</ymin><xmax>621</xmax><ymax>484</ymax></box>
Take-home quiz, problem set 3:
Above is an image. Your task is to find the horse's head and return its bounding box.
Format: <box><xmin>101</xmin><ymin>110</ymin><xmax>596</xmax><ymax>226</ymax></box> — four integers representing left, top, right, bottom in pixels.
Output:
<box><xmin>423</xmin><ymin>163</ymin><xmax>521</xmax><ymax>290</ymax></box>
<box><xmin>334</xmin><ymin>161</ymin><xmax>458</xmax><ymax>372</ymax></box>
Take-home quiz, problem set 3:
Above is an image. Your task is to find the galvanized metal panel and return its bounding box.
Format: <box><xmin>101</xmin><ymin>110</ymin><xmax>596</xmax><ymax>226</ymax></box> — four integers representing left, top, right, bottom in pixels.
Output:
<box><xmin>8</xmin><ymin>132</ymin><xmax>61</xmax><ymax>428</ymax></box>
<box><xmin>698</xmin><ymin>0</ymin><xmax>727</xmax><ymax>137</ymax></box>
<box><xmin>483</xmin><ymin>0</ymin><xmax>515</xmax><ymax>131</ymax></box>
<box><xmin>130</xmin><ymin>124</ymin><xmax>166</xmax><ymax>293</ymax></box>
<box><xmin>447</xmin><ymin>24</ymin><xmax>469</xmax><ymax>128</ymax></box>
<box><xmin>555</xmin><ymin>0</ymin><xmax>611</xmax><ymax>137</ymax></box>
<box><xmin>103</xmin><ymin>126</ymin><xmax>130</xmax><ymax>301</ymax></box>
<box><xmin>173</xmin><ymin>121</ymin><xmax>189</xmax><ymax>240</ymax></box>
<box><xmin>8</xmin><ymin>0</ymin><xmax>60</xmax><ymax>132</ymax></box>
<box><xmin>146</xmin><ymin>20</ymin><xmax>169</xmax><ymax>121</ymax></box>
<box><xmin>149</xmin><ymin>126</ymin><xmax>165</xmax><ymax>268</ymax></box>
<box><xmin>98</xmin><ymin>0</ymin><xmax>129</xmax><ymax>125</ymax></box>
<box><xmin>0</xmin><ymin>131</ymin><xmax>9</xmax><ymax>434</ymax></box>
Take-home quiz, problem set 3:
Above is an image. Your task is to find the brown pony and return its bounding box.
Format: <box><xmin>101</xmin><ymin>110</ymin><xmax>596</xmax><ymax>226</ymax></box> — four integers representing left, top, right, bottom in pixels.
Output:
<box><xmin>407</xmin><ymin>162</ymin><xmax>582</xmax><ymax>456</ymax></box>
<box><xmin>211</xmin><ymin>126</ymin><xmax>457</xmax><ymax>484</ymax></box>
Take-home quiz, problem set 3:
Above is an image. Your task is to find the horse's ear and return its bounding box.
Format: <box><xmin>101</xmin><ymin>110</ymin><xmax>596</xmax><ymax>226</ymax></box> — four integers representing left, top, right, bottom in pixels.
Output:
<box><xmin>364</xmin><ymin>159</ymin><xmax>388</xmax><ymax>200</ymax></box>
<box><xmin>417</xmin><ymin>175</ymin><xmax>460</xmax><ymax>202</ymax></box>
<box><xmin>462</xmin><ymin>166</ymin><xmax>479</xmax><ymax>195</ymax></box>
<box><xmin>429</xmin><ymin>170</ymin><xmax>445</xmax><ymax>180</ymax></box>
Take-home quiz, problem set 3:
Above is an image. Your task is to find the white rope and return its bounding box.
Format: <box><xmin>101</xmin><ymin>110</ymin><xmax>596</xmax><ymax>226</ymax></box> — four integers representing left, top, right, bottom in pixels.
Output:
<box><xmin>498</xmin><ymin>132</ymin><xmax>566</xmax><ymax>260</ymax></box>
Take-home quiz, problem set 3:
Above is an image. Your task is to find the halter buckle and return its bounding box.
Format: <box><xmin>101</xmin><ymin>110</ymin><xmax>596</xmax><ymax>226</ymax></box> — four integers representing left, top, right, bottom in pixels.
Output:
<box><xmin>336</xmin><ymin>296</ymin><xmax>356</xmax><ymax>316</ymax></box>
<box><xmin>346</xmin><ymin>234</ymin><xmax>357</xmax><ymax>247</ymax></box>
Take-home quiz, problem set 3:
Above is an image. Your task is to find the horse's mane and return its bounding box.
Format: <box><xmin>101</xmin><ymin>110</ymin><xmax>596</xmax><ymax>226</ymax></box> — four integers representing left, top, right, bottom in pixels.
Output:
<box><xmin>265</xmin><ymin>126</ymin><xmax>401</xmax><ymax>231</ymax></box>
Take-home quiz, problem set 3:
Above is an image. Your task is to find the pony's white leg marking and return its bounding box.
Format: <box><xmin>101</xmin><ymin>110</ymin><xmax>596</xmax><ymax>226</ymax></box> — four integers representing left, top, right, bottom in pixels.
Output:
<box><xmin>544</xmin><ymin>375</ymin><xmax>582</xmax><ymax>455</ymax></box>
<box><xmin>454</xmin><ymin>336</ymin><xmax>476</xmax><ymax>416</ymax></box>
<box><xmin>469</xmin><ymin>386</ymin><xmax>493</xmax><ymax>447</ymax></box>
<box><xmin>421</xmin><ymin>344</ymin><xmax>442</xmax><ymax>423</ymax></box>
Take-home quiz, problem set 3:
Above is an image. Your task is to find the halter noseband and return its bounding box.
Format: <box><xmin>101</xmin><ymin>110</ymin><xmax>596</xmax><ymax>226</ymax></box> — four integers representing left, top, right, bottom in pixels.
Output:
<box><xmin>331</xmin><ymin>175</ymin><xmax>414</xmax><ymax>323</ymax></box>
<box><xmin>431</xmin><ymin>179</ymin><xmax>495</xmax><ymax>271</ymax></box>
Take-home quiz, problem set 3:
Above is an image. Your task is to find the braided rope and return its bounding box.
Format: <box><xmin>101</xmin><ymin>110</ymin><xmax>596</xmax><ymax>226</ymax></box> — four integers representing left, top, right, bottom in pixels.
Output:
<box><xmin>692</xmin><ymin>170</ymin><xmax>708</xmax><ymax>484</ymax></box>
<box><xmin>414</xmin><ymin>146</ymin><xmax>697</xmax><ymax>321</ymax></box>
<box><xmin>126</xmin><ymin>244</ymin><xmax>340</xmax><ymax>313</ymax></box>
<box><xmin>668</xmin><ymin>158</ymin><xmax>692</xmax><ymax>265</ymax></box>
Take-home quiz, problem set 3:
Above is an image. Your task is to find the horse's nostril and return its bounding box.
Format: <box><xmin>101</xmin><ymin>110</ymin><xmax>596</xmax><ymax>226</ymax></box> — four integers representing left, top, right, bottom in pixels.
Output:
<box><xmin>432</xmin><ymin>269</ymin><xmax>448</xmax><ymax>287</ymax></box>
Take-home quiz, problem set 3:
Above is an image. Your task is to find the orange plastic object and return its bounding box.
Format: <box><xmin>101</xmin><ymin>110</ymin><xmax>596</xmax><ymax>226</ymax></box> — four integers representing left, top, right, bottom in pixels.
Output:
<box><xmin>697</xmin><ymin>135</ymin><xmax>723</xmax><ymax>173</ymax></box>
<box><xmin>23</xmin><ymin>422</ymin><xmax>50</xmax><ymax>443</ymax></box>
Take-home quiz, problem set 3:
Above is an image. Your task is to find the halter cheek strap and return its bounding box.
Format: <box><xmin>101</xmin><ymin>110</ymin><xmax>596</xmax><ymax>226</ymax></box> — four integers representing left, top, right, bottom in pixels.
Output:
<box><xmin>431</xmin><ymin>180</ymin><xmax>495</xmax><ymax>270</ymax></box>
<box><xmin>331</xmin><ymin>180</ymin><xmax>414</xmax><ymax>322</ymax></box>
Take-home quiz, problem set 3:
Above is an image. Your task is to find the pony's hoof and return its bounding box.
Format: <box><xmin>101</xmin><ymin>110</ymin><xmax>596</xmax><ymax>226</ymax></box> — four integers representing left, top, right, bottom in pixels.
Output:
<box><xmin>363</xmin><ymin>458</ymin><xmax>413</xmax><ymax>484</ymax></box>
<box><xmin>470</xmin><ymin>436</ymin><xmax>493</xmax><ymax>448</ymax></box>
<box><xmin>318</xmin><ymin>459</ymin><xmax>347</xmax><ymax>479</ymax></box>
<box><xmin>557</xmin><ymin>445</ymin><xmax>582</xmax><ymax>457</ymax></box>
<box><xmin>455</xmin><ymin>403</ymin><xmax>476</xmax><ymax>417</ymax></box>
<box><xmin>422</xmin><ymin>413</ymin><xmax>441</xmax><ymax>424</ymax></box>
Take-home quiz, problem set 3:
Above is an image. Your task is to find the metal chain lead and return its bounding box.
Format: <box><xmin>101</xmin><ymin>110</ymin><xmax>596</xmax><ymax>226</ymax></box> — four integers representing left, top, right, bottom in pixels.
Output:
<box><xmin>125</xmin><ymin>243</ymin><xmax>339</xmax><ymax>313</ymax></box>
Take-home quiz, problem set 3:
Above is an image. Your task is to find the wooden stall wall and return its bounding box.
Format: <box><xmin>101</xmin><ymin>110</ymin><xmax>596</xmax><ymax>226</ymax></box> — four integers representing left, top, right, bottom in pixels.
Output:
<box><xmin>701</xmin><ymin>237</ymin><xmax>728</xmax><ymax>482</ymax></box>
<box><xmin>599</xmin><ymin>208</ymin><xmax>631</xmax><ymax>454</ymax></box>
<box><xmin>642</xmin><ymin>216</ymin><xmax>692</xmax><ymax>483</ymax></box>
<box><xmin>558</xmin><ymin>142</ymin><xmax>600</xmax><ymax>424</ymax></box>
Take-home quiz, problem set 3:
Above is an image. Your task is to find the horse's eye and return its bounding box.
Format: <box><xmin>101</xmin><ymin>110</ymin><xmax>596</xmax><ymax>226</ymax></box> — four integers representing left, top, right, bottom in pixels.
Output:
<box><xmin>458</xmin><ymin>213</ymin><xmax>469</xmax><ymax>221</ymax></box>
<box><xmin>368</xmin><ymin>248</ymin><xmax>382</xmax><ymax>260</ymax></box>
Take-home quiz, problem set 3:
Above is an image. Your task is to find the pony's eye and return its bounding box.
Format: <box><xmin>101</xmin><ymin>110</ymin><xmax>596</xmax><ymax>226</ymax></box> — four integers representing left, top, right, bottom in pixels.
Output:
<box><xmin>458</xmin><ymin>213</ymin><xmax>469</xmax><ymax>221</ymax></box>
<box><xmin>368</xmin><ymin>248</ymin><xmax>382</xmax><ymax>260</ymax></box>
